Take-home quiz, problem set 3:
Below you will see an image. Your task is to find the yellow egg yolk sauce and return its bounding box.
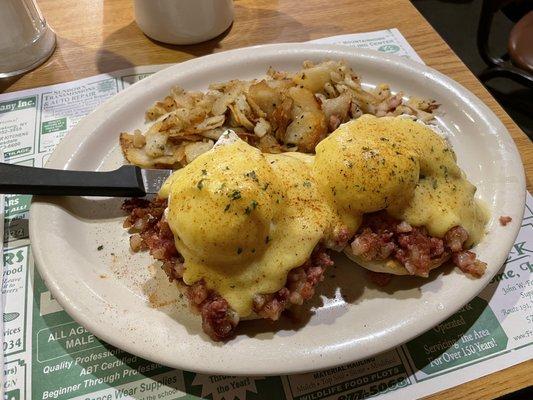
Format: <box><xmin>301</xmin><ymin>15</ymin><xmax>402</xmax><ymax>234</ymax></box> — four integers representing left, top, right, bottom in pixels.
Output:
<box><xmin>313</xmin><ymin>115</ymin><xmax>487</xmax><ymax>246</ymax></box>
<box><xmin>159</xmin><ymin>115</ymin><xmax>487</xmax><ymax>316</ymax></box>
<box><xmin>159</xmin><ymin>139</ymin><xmax>341</xmax><ymax>317</ymax></box>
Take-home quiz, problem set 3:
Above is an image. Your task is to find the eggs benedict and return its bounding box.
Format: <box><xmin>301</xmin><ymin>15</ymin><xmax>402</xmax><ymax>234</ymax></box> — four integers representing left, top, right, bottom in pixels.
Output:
<box><xmin>123</xmin><ymin>115</ymin><xmax>488</xmax><ymax>341</ymax></box>
<box><xmin>313</xmin><ymin>115</ymin><xmax>488</xmax><ymax>279</ymax></box>
<box><xmin>123</xmin><ymin>131</ymin><xmax>347</xmax><ymax>340</ymax></box>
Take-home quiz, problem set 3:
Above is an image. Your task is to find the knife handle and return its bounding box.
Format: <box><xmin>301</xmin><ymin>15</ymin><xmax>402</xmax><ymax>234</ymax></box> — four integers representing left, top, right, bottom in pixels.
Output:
<box><xmin>0</xmin><ymin>163</ymin><xmax>146</xmax><ymax>197</ymax></box>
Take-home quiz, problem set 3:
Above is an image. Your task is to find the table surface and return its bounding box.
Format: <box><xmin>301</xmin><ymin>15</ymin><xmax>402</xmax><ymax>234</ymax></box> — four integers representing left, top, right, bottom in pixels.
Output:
<box><xmin>4</xmin><ymin>0</ymin><xmax>532</xmax><ymax>398</ymax></box>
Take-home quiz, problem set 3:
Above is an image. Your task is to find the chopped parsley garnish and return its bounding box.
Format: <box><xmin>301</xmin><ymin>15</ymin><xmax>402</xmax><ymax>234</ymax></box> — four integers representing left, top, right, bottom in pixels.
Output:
<box><xmin>224</xmin><ymin>204</ymin><xmax>231</xmax><ymax>212</ymax></box>
<box><xmin>201</xmin><ymin>169</ymin><xmax>207</xmax><ymax>175</ymax></box>
<box><xmin>262</xmin><ymin>182</ymin><xmax>270</xmax><ymax>191</ymax></box>
<box><xmin>230</xmin><ymin>190</ymin><xmax>241</xmax><ymax>200</ymax></box>
<box><xmin>245</xmin><ymin>170</ymin><xmax>258</xmax><ymax>181</ymax></box>
<box><xmin>97</xmin><ymin>245</ymin><xmax>103</xmax><ymax>251</ymax></box>
<box><xmin>244</xmin><ymin>200</ymin><xmax>258</xmax><ymax>215</ymax></box>
<box><xmin>303</xmin><ymin>180</ymin><xmax>312</xmax><ymax>188</ymax></box>
<box><xmin>196</xmin><ymin>179</ymin><xmax>204</xmax><ymax>190</ymax></box>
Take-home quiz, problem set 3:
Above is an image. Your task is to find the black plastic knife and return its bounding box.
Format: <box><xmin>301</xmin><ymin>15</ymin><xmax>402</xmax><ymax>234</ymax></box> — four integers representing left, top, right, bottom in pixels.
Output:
<box><xmin>0</xmin><ymin>163</ymin><xmax>172</xmax><ymax>197</ymax></box>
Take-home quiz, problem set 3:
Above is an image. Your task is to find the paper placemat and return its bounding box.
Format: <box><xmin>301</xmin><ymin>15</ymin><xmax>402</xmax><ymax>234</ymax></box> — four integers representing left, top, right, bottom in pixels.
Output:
<box><xmin>1</xmin><ymin>29</ymin><xmax>531</xmax><ymax>400</ymax></box>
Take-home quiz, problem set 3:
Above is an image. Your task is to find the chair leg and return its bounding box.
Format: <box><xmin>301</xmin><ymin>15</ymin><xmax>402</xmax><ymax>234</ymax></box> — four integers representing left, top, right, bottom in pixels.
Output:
<box><xmin>479</xmin><ymin>66</ymin><xmax>533</xmax><ymax>89</ymax></box>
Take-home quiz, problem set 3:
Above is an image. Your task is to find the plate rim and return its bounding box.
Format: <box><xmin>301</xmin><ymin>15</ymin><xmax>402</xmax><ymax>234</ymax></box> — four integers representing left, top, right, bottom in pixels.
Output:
<box><xmin>29</xmin><ymin>43</ymin><xmax>526</xmax><ymax>375</ymax></box>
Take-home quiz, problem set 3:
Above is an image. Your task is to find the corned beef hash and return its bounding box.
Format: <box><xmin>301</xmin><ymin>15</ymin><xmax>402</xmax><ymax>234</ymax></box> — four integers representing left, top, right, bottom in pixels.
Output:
<box><xmin>123</xmin><ymin>116</ymin><xmax>488</xmax><ymax>341</ymax></box>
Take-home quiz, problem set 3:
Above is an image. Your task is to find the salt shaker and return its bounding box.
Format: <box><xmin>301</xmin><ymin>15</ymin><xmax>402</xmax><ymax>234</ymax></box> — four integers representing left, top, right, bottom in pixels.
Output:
<box><xmin>0</xmin><ymin>0</ymin><xmax>56</xmax><ymax>78</ymax></box>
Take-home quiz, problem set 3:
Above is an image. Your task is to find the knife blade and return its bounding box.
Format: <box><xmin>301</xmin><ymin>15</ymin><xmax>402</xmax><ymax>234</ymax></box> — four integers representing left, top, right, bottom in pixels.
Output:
<box><xmin>140</xmin><ymin>167</ymin><xmax>173</xmax><ymax>195</ymax></box>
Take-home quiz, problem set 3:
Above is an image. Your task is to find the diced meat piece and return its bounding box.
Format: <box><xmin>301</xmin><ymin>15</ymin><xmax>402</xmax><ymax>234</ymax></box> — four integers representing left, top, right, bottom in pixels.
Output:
<box><xmin>499</xmin><ymin>216</ymin><xmax>512</xmax><ymax>226</ymax></box>
<box><xmin>121</xmin><ymin>198</ymin><xmax>150</xmax><ymax>213</ymax></box>
<box><xmin>351</xmin><ymin>228</ymin><xmax>395</xmax><ymax>261</ymax></box>
<box><xmin>161</xmin><ymin>260</ymin><xmax>184</xmax><ymax>281</ymax></box>
<box><xmin>253</xmin><ymin>248</ymin><xmax>333</xmax><ymax>320</ymax></box>
<box><xmin>444</xmin><ymin>226</ymin><xmax>468</xmax><ymax>252</ymax></box>
<box><xmin>256</xmin><ymin>288</ymin><xmax>290</xmax><ymax>321</ymax></box>
<box><xmin>187</xmin><ymin>281</ymin><xmax>209</xmax><ymax>305</ymax></box>
<box><xmin>350</xmin><ymin>211</ymin><xmax>485</xmax><ymax>279</ymax></box>
<box><xmin>333</xmin><ymin>226</ymin><xmax>351</xmax><ymax>249</ymax></box>
<box><xmin>397</xmin><ymin>221</ymin><xmax>412</xmax><ymax>233</ymax></box>
<box><xmin>201</xmin><ymin>297</ymin><xmax>239</xmax><ymax>341</ymax></box>
<box><xmin>143</xmin><ymin>220</ymin><xmax>179</xmax><ymax>261</ymax></box>
<box><xmin>395</xmin><ymin>230</ymin><xmax>445</xmax><ymax>277</ymax></box>
<box><xmin>452</xmin><ymin>251</ymin><xmax>487</xmax><ymax>277</ymax></box>
<box><xmin>122</xmin><ymin>198</ymin><xmax>179</xmax><ymax>262</ymax></box>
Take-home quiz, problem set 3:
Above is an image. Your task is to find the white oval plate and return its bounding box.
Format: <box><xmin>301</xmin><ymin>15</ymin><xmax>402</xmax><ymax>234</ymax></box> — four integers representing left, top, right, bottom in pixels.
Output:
<box><xmin>30</xmin><ymin>44</ymin><xmax>525</xmax><ymax>375</ymax></box>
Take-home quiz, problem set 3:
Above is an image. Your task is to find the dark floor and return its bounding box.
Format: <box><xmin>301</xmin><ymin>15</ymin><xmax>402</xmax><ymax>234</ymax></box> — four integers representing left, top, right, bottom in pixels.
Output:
<box><xmin>411</xmin><ymin>0</ymin><xmax>532</xmax><ymax>139</ymax></box>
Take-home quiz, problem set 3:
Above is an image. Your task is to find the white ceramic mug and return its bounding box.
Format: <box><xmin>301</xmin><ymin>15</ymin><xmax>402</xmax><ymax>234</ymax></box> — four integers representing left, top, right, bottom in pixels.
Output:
<box><xmin>134</xmin><ymin>0</ymin><xmax>234</xmax><ymax>45</ymax></box>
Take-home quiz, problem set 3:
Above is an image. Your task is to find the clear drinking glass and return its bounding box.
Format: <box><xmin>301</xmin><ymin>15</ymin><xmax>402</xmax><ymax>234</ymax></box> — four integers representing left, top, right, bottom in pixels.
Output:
<box><xmin>0</xmin><ymin>0</ymin><xmax>56</xmax><ymax>78</ymax></box>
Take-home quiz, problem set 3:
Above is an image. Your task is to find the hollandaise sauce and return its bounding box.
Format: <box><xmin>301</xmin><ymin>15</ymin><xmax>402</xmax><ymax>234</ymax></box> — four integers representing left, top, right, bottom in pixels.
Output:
<box><xmin>158</xmin><ymin>116</ymin><xmax>487</xmax><ymax>316</ymax></box>
<box><xmin>159</xmin><ymin>137</ymin><xmax>341</xmax><ymax>317</ymax></box>
<box><xmin>314</xmin><ymin>115</ymin><xmax>487</xmax><ymax>247</ymax></box>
